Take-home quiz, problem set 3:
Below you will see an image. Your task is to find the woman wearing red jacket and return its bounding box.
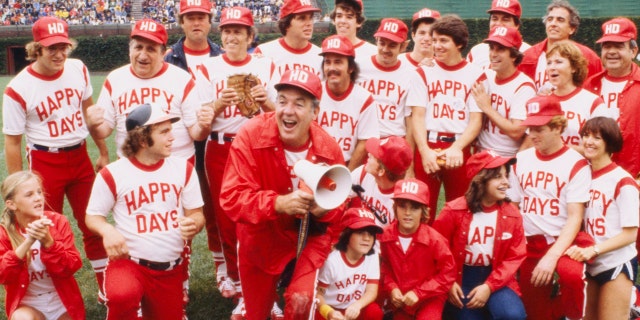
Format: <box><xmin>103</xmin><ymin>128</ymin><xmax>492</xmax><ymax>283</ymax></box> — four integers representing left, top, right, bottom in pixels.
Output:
<box><xmin>434</xmin><ymin>150</ymin><xmax>526</xmax><ymax>320</ymax></box>
<box><xmin>0</xmin><ymin>171</ymin><xmax>84</xmax><ymax>320</ymax></box>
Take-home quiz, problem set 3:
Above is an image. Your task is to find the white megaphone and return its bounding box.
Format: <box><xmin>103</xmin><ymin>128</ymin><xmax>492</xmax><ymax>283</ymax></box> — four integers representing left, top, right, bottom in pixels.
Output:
<box><xmin>293</xmin><ymin>160</ymin><xmax>351</xmax><ymax>210</ymax></box>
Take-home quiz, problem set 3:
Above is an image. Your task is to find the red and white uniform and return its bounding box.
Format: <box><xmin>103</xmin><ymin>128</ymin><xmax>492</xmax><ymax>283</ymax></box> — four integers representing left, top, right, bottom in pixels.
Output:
<box><xmin>553</xmin><ymin>88</ymin><xmax>604</xmax><ymax>148</ymax></box>
<box><xmin>467</xmin><ymin>41</ymin><xmax>531</xmax><ymax>71</ymax></box>
<box><xmin>2</xmin><ymin>59</ymin><xmax>106</xmax><ymax>264</ymax></box>
<box><xmin>86</xmin><ymin>156</ymin><xmax>202</xmax><ymax>320</ymax></box>
<box><xmin>397</xmin><ymin>53</ymin><xmax>421</xmax><ymax>69</ymax></box>
<box><xmin>589</xmin><ymin>75</ymin><xmax>627</xmax><ymax>120</ymax></box>
<box><xmin>508</xmin><ymin>146</ymin><xmax>593</xmax><ymax>320</ymax></box>
<box><xmin>509</xmin><ymin>146</ymin><xmax>591</xmax><ymax>237</ymax></box>
<box><xmin>519</xmin><ymin>39</ymin><xmax>603</xmax><ymax>90</ymax></box>
<box><xmin>219</xmin><ymin>112</ymin><xmax>345</xmax><ymax>319</ymax></box>
<box><xmin>96</xmin><ymin>62</ymin><xmax>202</xmax><ymax>159</ymax></box>
<box><xmin>357</xmin><ymin>56</ymin><xmax>412</xmax><ymax>138</ymax></box>
<box><xmin>318</xmin><ymin>82</ymin><xmax>379</xmax><ymax>162</ymax></box>
<box><xmin>585</xmin><ymin>163</ymin><xmax>639</xmax><ymax>276</ymax></box>
<box><xmin>434</xmin><ymin>197</ymin><xmax>526</xmax><ymax>295</ymax></box>
<box><xmin>349</xmin><ymin>165</ymin><xmax>395</xmax><ymax>227</ymax></box>
<box><xmin>0</xmin><ymin>212</ymin><xmax>85</xmax><ymax>320</ymax></box>
<box><xmin>476</xmin><ymin>70</ymin><xmax>535</xmax><ymax>157</ymax></box>
<box><xmin>254</xmin><ymin>38</ymin><xmax>322</xmax><ymax>77</ymax></box>
<box><xmin>379</xmin><ymin>222</ymin><xmax>456</xmax><ymax>319</ymax></box>
<box><xmin>317</xmin><ymin>250</ymin><xmax>380</xmax><ymax>309</ymax></box>
<box><xmin>184</xmin><ymin>46</ymin><xmax>212</xmax><ymax>77</ymax></box>
<box><xmin>353</xmin><ymin>40</ymin><xmax>378</xmax><ymax>65</ymax></box>
<box><xmin>196</xmin><ymin>53</ymin><xmax>277</xmax><ymax>287</ymax></box>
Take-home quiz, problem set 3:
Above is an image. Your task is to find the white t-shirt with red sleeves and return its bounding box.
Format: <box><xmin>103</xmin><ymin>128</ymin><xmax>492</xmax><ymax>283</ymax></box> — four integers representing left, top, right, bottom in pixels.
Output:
<box><xmin>86</xmin><ymin>156</ymin><xmax>203</xmax><ymax>262</ymax></box>
<box><xmin>585</xmin><ymin>163</ymin><xmax>639</xmax><ymax>276</ymax></box>
<box><xmin>350</xmin><ymin>165</ymin><xmax>395</xmax><ymax>227</ymax></box>
<box><xmin>353</xmin><ymin>40</ymin><xmax>378</xmax><ymax>66</ymax></box>
<box><xmin>554</xmin><ymin>88</ymin><xmax>604</xmax><ymax>147</ymax></box>
<box><xmin>184</xmin><ymin>46</ymin><xmax>213</xmax><ymax>77</ymax></box>
<box><xmin>317</xmin><ymin>250</ymin><xmax>380</xmax><ymax>310</ymax></box>
<box><xmin>533</xmin><ymin>54</ymin><xmax>550</xmax><ymax>90</ymax></box>
<box><xmin>590</xmin><ymin>75</ymin><xmax>630</xmax><ymax>120</ymax></box>
<box><xmin>508</xmin><ymin>146</ymin><xmax>591</xmax><ymax>237</ymax></box>
<box><xmin>254</xmin><ymin>38</ymin><xmax>322</xmax><ymax>77</ymax></box>
<box><xmin>465</xmin><ymin>207</ymin><xmax>498</xmax><ymax>267</ymax></box>
<box><xmin>467</xmin><ymin>42</ymin><xmax>531</xmax><ymax>71</ymax></box>
<box><xmin>476</xmin><ymin>70</ymin><xmax>535</xmax><ymax>157</ymax></box>
<box><xmin>357</xmin><ymin>56</ymin><xmax>412</xmax><ymax>138</ymax></box>
<box><xmin>196</xmin><ymin>54</ymin><xmax>277</xmax><ymax>135</ymax></box>
<box><xmin>406</xmin><ymin>60</ymin><xmax>485</xmax><ymax>135</ymax></box>
<box><xmin>96</xmin><ymin>63</ymin><xmax>201</xmax><ymax>159</ymax></box>
<box><xmin>318</xmin><ymin>82</ymin><xmax>379</xmax><ymax>162</ymax></box>
<box><xmin>397</xmin><ymin>52</ymin><xmax>420</xmax><ymax>69</ymax></box>
<box><xmin>3</xmin><ymin>59</ymin><xmax>92</xmax><ymax>147</ymax></box>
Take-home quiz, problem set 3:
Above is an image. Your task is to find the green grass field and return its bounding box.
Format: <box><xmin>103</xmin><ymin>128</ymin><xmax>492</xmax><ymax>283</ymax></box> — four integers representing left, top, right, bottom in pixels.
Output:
<box><xmin>0</xmin><ymin>73</ymin><xmax>236</xmax><ymax>319</ymax></box>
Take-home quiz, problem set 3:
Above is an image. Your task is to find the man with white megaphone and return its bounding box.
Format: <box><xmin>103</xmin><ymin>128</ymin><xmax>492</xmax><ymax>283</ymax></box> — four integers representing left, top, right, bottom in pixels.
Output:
<box><xmin>220</xmin><ymin>69</ymin><xmax>347</xmax><ymax>319</ymax></box>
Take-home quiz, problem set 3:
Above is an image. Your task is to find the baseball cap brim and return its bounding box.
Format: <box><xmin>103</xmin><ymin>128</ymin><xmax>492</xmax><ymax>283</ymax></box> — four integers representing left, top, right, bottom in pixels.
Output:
<box><xmin>290</xmin><ymin>7</ymin><xmax>321</xmax><ymax>15</ymax></box>
<box><xmin>374</xmin><ymin>31</ymin><xmax>405</xmax><ymax>43</ymax></box>
<box><xmin>131</xmin><ymin>31</ymin><xmax>165</xmax><ymax>45</ymax></box>
<box><xmin>38</xmin><ymin>36</ymin><xmax>72</xmax><ymax>47</ymax></box>
<box><xmin>180</xmin><ymin>7</ymin><xmax>210</xmax><ymax>14</ymax></box>
<box><xmin>274</xmin><ymin>83</ymin><xmax>319</xmax><ymax>100</ymax></box>
<box><xmin>521</xmin><ymin>115</ymin><xmax>554</xmax><ymax>127</ymax></box>
<box><xmin>219</xmin><ymin>20</ymin><xmax>253</xmax><ymax>27</ymax></box>
<box><xmin>596</xmin><ymin>35</ymin><xmax>633</xmax><ymax>43</ymax></box>
<box><xmin>484</xmin><ymin>38</ymin><xmax>516</xmax><ymax>49</ymax></box>
<box><xmin>486</xmin><ymin>156</ymin><xmax>516</xmax><ymax>170</ymax></box>
<box><xmin>348</xmin><ymin>220</ymin><xmax>383</xmax><ymax>233</ymax></box>
<box><xmin>392</xmin><ymin>193</ymin><xmax>428</xmax><ymax>206</ymax></box>
<box><xmin>365</xmin><ymin>138</ymin><xmax>383</xmax><ymax>158</ymax></box>
<box><xmin>319</xmin><ymin>49</ymin><xmax>354</xmax><ymax>57</ymax></box>
<box><xmin>487</xmin><ymin>8</ymin><xmax>517</xmax><ymax>16</ymax></box>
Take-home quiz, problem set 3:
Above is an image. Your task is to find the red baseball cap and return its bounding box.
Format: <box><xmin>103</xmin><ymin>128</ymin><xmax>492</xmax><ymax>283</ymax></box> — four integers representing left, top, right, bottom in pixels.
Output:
<box><xmin>32</xmin><ymin>17</ymin><xmax>72</xmax><ymax>47</ymax></box>
<box><xmin>521</xmin><ymin>95</ymin><xmax>564</xmax><ymax>127</ymax></box>
<box><xmin>275</xmin><ymin>69</ymin><xmax>323</xmax><ymax>100</ymax></box>
<box><xmin>320</xmin><ymin>35</ymin><xmax>355</xmax><ymax>57</ymax></box>
<box><xmin>393</xmin><ymin>178</ymin><xmax>430</xmax><ymax>206</ymax></box>
<box><xmin>597</xmin><ymin>17</ymin><xmax>638</xmax><ymax>43</ymax></box>
<box><xmin>125</xmin><ymin>103</ymin><xmax>180</xmax><ymax>131</ymax></box>
<box><xmin>179</xmin><ymin>0</ymin><xmax>211</xmax><ymax>15</ymax></box>
<box><xmin>335</xmin><ymin>0</ymin><xmax>363</xmax><ymax>12</ymax></box>
<box><xmin>374</xmin><ymin>18</ymin><xmax>408</xmax><ymax>43</ymax></box>
<box><xmin>219</xmin><ymin>7</ymin><xmax>254</xmax><ymax>27</ymax></box>
<box><xmin>365</xmin><ymin>136</ymin><xmax>413</xmax><ymax>176</ymax></box>
<box><xmin>484</xmin><ymin>26</ymin><xmax>523</xmax><ymax>50</ymax></box>
<box><xmin>466</xmin><ymin>150</ymin><xmax>516</xmax><ymax>179</ymax></box>
<box><xmin>341</xmin><ymin>208</ymin><xmax>383</xmax><ymax>233</ymax></box>
<box><xmin>131</xmin><ymin>19</ymin><xmax>168</xmax><ymax>45</ymax></box>
<box><xmin>412</xmin><ymin>8</ymin><xmax>441</xmax><ymax>24</ymax></box>
<box><xmin>280</xmin><ymin>0</ymin><xmax>321</xmax><ymax>19</ymax></box>
<box><xmin>487</xmin><ymin>0</ymin><xmax>522</xmax><ymax>19</ymax></box>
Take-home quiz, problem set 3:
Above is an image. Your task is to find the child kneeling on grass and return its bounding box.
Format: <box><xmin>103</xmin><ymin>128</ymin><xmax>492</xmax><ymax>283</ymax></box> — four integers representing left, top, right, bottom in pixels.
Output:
<box><xmin>379</xmin><ymin>178</ymin><xmax>456</xmax><ymax>319</ymax></box>
<box><xmin>315</xmin><ymin>207</ymin><xmax>384</xmax><ymax>320</ymax></box>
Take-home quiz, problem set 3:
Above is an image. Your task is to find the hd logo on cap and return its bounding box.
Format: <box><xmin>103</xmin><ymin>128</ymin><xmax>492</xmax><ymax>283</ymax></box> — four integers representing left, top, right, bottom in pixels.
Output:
<box><xmin>493</xmin><ymin>26</ymin><xmax>508</xmax><ymax>37</ymax></box>
<box><xmin>358</xmin><ymin>209</ymin><xmax>375</xmax><ymax>220</ymax></box>
<box><xmin>47</xmin><ymin>22</ymin><xmax>65</xmax><ymax>35</ymax></box>
<box><xmin>604</xmin><ymin>23</ymin><xmax>621</xmax><ymax>35</ymax></box>
<box><xmin>299</xmin><ymin>0</ymin><xmax>311</xmax><ymax>5</ymax></box>
<box><xmin>495</xmin><ymin>0</ymin><xmax>511</xmax><ymax>8</ymax></box>
<box><xmin>527</xmin><ymin>102</ymin><xmax>540</xmax><ymax>114</ymax></box>
<box><xmin>326</xmin><ymin>37</ymin><xmax>341</xmax><ymax>50</ymax></box>
<box><xmin>289</xmin><ymin>70</ymin><xmax>309</xmax><ymax>83</ymax></box>
<box><xmin>401</xmin><ymin>181</ymin><xmax>419</xmax><ymax>194</ymax></box>
<box><xmin>382</xmin><ymin>21</ymin><xmax>399</xmax><ymax>33</ymax></box>
<box><xmin>139</xmin><ymin>20</ymin><xmax>158</xmax><ymax>32</ymax></box>
<box><xmin>226</xmin><ymin>8</ymin><xmax>242</xmax><ymax>18</ymax></box>
<box><xmin>187</xmin><ymin>0</ymin><xmax>202</xmax><ymax>5</ymax></box>
<box><xmin>417</xmin><ymin>9</ymin><xmax>434</xmax><ymax>18</ymax></box>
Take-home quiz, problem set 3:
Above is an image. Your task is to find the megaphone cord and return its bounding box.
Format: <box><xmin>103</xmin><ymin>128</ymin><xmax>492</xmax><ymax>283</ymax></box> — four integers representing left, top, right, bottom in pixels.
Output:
<box><xmin>351</xmin><ymin>184</ymin><xmax>388</xmax><ymax>225</ymax></box>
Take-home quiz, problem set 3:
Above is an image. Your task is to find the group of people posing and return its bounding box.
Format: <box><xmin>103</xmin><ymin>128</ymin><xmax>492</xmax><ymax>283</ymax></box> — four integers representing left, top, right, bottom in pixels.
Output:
<box><xmin>2</xmin><ymin>0</ymin><xmax>640</xmax><ymax>319</ymax></box>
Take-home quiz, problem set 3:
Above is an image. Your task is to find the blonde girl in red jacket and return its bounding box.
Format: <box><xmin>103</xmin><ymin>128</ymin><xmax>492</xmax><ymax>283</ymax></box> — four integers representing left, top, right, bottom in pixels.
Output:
<box><xmin>0</xmin><ymin>171</ymin><xmax>84</xmax><ymax>320</ymax></box>
<box><xmin>434</xmin><ymin>150</ymin><xmax>527</xmax><ymax>320</ymax></box>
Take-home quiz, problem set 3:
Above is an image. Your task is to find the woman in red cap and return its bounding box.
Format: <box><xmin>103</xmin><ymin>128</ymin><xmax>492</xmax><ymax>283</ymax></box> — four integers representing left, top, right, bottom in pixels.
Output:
<box><xmin>434</xmin><ymin>150</ymin><xmax>526</xmax><ymax>320</ymax></box>
<box><xmin>315</xmin><ymin>208</ymin><xmax>384</xmax><ymax>320</ymax></box>
<box><xmin>379</xmin><ymin>178</ymin><xmax>456</xmax><ymax>319</ymax></box>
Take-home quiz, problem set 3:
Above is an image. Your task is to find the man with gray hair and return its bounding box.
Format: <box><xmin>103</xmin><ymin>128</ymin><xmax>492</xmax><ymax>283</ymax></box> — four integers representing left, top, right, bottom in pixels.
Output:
<box><xmin>519</xmin><ymin>0</ymin><xmax>602</xmax><ymax>90</ymax></box>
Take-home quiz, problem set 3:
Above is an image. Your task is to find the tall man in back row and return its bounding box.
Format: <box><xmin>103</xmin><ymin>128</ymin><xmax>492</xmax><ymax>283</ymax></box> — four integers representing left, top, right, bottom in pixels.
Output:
<box><xmin>220</xmin><ymin>69</ymin><xmax>345</xmax><ymax>319</ymax></box>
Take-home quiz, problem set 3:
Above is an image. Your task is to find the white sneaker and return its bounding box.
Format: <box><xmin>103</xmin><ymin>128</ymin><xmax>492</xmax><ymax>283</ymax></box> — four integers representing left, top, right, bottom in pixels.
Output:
<box><xmin>230</xmin><ymin>297</ymin><xmax>246</xmax><ymax>320</ymax></box>
<box><xmin>218</xmin><ymin>277</ymin><xmax>237</xmax><ymax>298</ymax></box>
<box><xmin>271</xmin><ymin>302</ymin><xmax>284</xmax><ymax>320</ymax></box>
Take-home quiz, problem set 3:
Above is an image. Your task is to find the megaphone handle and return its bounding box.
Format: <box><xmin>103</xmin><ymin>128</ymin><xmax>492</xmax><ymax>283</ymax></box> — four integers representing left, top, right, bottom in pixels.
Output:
<box><xmin>296</xmin><ymin>212</ymin><xmax>309</xmax><ymax>259</ymax></box>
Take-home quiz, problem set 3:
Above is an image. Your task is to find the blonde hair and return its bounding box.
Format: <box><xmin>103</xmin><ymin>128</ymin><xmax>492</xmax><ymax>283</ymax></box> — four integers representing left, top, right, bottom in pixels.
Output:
<box><xmin>1</xmin><ymin>171</ymin><xmax>44</xmax><ymax>262</ymax></box>
<box><xmin>25</xmin><ymin>39</ymin><xmax>78</xmax><ymax>61</ymax></box>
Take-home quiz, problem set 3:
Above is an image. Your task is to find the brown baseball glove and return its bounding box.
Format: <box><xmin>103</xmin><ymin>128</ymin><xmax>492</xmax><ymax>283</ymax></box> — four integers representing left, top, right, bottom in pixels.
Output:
<box><xmin>227</xmin><ymin>73</ymin><xmax>262</xmax><ymax>118</ymax></box>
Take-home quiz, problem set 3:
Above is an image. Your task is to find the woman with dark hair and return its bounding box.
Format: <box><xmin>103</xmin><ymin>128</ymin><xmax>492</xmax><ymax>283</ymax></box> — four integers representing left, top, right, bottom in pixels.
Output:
<box><xmin>565</xmin><ymin>117</ymin><xmax>638</xmax><ymax>320</ymax></box>
<box><xmin>434</xmin><ymin>150</ymin><xmax>526</xmax><ymax>320</ymax></box>
<box><xmin>315</xmin><ymin>208</ymin><xmax>384</xmax><ymax>320</ymax></box>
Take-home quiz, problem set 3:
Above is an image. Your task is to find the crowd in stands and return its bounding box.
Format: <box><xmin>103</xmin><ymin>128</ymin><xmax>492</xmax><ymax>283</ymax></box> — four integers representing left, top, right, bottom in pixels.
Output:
<box><xmin>0</xmin><ymin>0</ymin><xmax>282</xmax><ymax>25</ymax></box>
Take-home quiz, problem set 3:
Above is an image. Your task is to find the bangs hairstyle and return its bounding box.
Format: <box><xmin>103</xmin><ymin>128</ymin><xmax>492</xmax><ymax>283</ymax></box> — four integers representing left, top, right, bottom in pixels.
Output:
<box><xmin>430</xmin><ymin>14</ymin><xmax>469</xmax><ymax>51</ymax></box>
<box><xmin>25</xmin><ymin>39</ymin><xmax>78</xmax><ymax>61</ymax></box>
<box><xmin>465</xmin><ymin>165</ymin><xmax>512</xmax><ymax>213</ymax></box>
<box><xmin>334</xmin><ymin>226</ymin><xmax>380</xmax><ymax>255</ymax></box>
<box><xmin>330</xmin><ymin>2</ymin><xmax>366</xmax><ymax>31</ymax></box>
<box><xmin>579</xmin><ymin>116</ymin><xmax>623</xmax><ymax>154</ymax></box>
<box><xmin>392</xmin><ymin>198</ymin><xmax>430</xmax><ymax>223</ymax></box>
<box><xmin>546</xmin><ymin>41</ymin><xmax>588</xmax><ymax>86</ymax></box>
